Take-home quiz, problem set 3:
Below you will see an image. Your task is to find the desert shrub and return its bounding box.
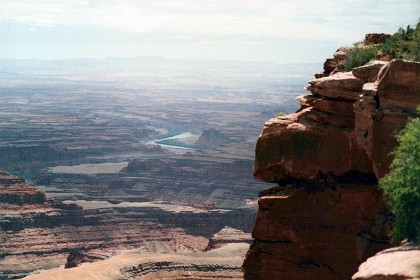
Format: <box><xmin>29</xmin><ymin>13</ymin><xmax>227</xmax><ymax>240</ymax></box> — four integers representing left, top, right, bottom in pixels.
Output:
<box><xmin>341</xmin><ymin>47</ymin><xmax>378</xmax><ymax>72</ymax></box>
<box><xmin>378</xmin><ymin>22</ymin><xmax>420</xmax><ymax>61</ymax></box>
<box><xmin>340</xmin><ymin>19</ymin><xmax>420</xmax><ymax>72</ymax></box>
<box><xmin>380</xmin><ymin>111</ymin><xmax>420</xmax><ymax>242</ymax></box>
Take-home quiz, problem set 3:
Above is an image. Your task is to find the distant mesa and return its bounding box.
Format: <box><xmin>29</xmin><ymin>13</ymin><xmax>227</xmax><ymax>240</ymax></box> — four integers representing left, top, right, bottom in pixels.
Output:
<box><xmin>207</xmin><ymin>226</ymin><xmax>253</xmax><ymax>250</ymax></box>
<box><xmin>121</xmin><ymin>158</ymin><xmax>167</xmax><ymax>173</ymax></box>
<box><xmin>195</xmin><ymin>128</ymin><xmax>230</xmax><ymax>148</ymax></box>
<box><xmin>0</xmin><ymin>169</ymin><xmax>47</xmax><ymax>205</ymax></box>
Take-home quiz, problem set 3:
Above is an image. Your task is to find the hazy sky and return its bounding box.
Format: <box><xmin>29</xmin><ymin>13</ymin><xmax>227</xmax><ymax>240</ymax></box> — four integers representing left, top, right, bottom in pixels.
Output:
<box><xmin>1</xmin><ymin>0</ymin><xmax>419</xmax><ymax>63</ymax></box>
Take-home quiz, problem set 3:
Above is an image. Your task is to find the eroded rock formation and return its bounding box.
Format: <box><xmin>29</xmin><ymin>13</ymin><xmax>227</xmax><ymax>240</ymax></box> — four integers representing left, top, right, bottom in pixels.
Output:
<box><xmin>364</xmin><ymin>33</ymin><xmax>392</xmax><ymax>45</ymax></box>
<box><xmin>65</xmin><ymin>250</ymin><xmax>108</xmax><ymax>268</ymax></box>
<box><xmin>243</xmin><ymin>59</ymin><xmax>420</xmax><ymax>279</ymax></box>
<box><xmin>195</xmin><ymin>128</ymin><xmax>230</xmax><ymax>148</ymax></box>
<box><xmin>207</xmin><ymin>226</ymin><xmax>253</xmax><ymax>250</ymax></box>
<box><xmin>0</xmin><ymin>170</ymin><xmax>46</xmax><ymax>205</ymax></box>
<box><xmin>0</xmin><ymin>169</ymin><xmax>254</xmax><ymax>278</ymax></box>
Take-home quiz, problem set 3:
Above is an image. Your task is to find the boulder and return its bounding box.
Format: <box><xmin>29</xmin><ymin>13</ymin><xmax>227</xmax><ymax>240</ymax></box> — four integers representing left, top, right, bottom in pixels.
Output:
<box><xmin>297</xmin><ymin>95</ymin><xmax>355</xmax><ymax>117</ymax></box>
<box><xmin>306</xmin><ymin>72</ymin><xmax>364</xmax><ymax>100</ymax></box>
<box><xmin>333</xmin><ymin>49</ymin><xmax>348</xmax><ymax>61</ymax></box>
<box><xmin>364</xmin><ymin>33</ymin><xmax>391</xmax><ymax>44</ymax></box>
<box><xmin>314</xmin><ymin>72</ymin><xmax>328</xmax><ymax>79</ymax></box>
<box><xmin>352</xmin><ymin>61</ymin><xmax>388</xmax><ymax>82</ymax></box>
<box><xmin>323</xmin><ymin>58</ymin><xmax>336</xmax><ymax>73</ymax></box>
<box><xmin>352</xmin><ymin>243</ymin><xmax>420</xmax><ymax>280</ymax></box>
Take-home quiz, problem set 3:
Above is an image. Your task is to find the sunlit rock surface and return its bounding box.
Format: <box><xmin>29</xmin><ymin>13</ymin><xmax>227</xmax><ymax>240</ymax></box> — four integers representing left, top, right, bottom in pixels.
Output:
<box><xmin>352</xmin><ymin>243</ymin><xmax>420</xmax><ymax>280</ymax></box>
<box><xmin>244</xmin><ymin>59</ymin><xmax>420</xmax><ymax>280</ymax></box>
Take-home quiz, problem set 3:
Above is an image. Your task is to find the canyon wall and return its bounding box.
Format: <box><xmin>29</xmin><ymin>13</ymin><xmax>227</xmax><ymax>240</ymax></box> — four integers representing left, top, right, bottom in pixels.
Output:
<box><xmin>0</xmin><ymin>169</ymin><xmax>254</xmax><ymax>278</ymax></box>
<box><xmin>243</xmin><ymin>59</ymin><xmax>420</xmax><ymax>279</ymax></box>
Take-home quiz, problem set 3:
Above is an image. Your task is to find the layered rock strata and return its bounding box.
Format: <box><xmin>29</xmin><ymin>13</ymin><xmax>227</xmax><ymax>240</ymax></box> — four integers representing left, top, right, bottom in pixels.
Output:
<box><xmin>0</xmin><ymin>170</ymin><xmax>46</xmax><ymax>205</ymax></box>
<box><xmin>243</xmin><ymin>59</ymin><xmax>420</xmax><ymax>279</ymax></box>
<box><xmin>65</xmin><ymin>250</ymin><xmax>108</xmax><ymax>268</ymax></box>
<box><xmin>207</xmin><ymin>226</ymin><xmax>253</xmax><ymax>250</ymax></box>
<box><xmin>0</xmin><ymin>169</ymin><xmax>255</xmax><ymax>278</ymax></box>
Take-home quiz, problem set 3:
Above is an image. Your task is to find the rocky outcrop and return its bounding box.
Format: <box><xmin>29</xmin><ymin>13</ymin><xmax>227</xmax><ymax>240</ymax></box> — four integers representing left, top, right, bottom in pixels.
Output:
<box><xmin>0</xmin><ymin>171</ymin><xmax>96</xmax><ymax>231</ymax></box>
<box><xmin>354</xmin><ymin>59</ymin><xmax>420</xmax><ymax>178</ymax></box>
<box><xmin>314</xmin><ymin>33</ymin><xmax>391</xmax><ymax>78</ymax></box>
<box><xmin>352</xmin><ymin>61</ymin><xmax>388</xmax><ymax>83</ymax></box>
<box><xmin>0</xmin><ymin>169</ymin><xmax>46</xmax><ymax>205</ymax></box>
<box><xmin>364</xmin><ymin>33</ymin><xmax>392</xmax><ymax>45</ymax></box>
<box><xmin>352</xmin><ymin>243</ymin><xmax>420</xmax><ymax>280</ymax></box>
<box><xmin>244</xmin><ymin>59</ymin><xmax>420</xmax><ymax>279</ymax></box>
<box><xmin>195</xmin><ymin>128</ymin><xmax>230</xmax><ymax>148</ymax></box>
<box><xmin>65</xmin><ymin>250</ymin><xmax>107</xmax><ymax>268</ymax></box>
<box><xmin>207</xmin><ymin>226</ymin><xmax>253</xmax><ymax>250</ymax></box>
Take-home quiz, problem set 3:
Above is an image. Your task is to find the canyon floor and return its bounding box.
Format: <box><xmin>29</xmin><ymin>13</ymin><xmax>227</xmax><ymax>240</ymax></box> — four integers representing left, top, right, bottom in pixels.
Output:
<box><xmin>24</xmin><ymin>243</ymin><xmax>250</xmax><ymax>280</ymax></box>
<box><xmin>0</xmin><ymin>58</ymin><xmax>318</xmax><ymax>278</ymax></box>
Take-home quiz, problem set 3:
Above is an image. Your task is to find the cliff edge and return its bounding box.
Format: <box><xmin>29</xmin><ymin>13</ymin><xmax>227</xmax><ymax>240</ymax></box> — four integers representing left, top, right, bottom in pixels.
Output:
<box><xmin>243</xmin><ymin>57</ymin><xmax>420</xmax><ymax>279</ymax></box>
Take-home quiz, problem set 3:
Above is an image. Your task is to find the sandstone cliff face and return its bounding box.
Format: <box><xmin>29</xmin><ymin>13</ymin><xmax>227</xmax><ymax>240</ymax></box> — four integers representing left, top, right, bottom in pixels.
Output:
<box><xmin>243</xmin><ymin>59</ymin><xmax>420</xmax><ymax>279</ymax></box>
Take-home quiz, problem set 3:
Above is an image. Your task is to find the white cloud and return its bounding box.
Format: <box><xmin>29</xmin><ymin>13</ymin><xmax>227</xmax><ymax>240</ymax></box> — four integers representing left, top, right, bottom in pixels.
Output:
<box><xmin>0</xmin><ymin>0</ymin><xmax>418</xmax><ymax>42</ymax></box>
<box><xmin>0</xmin><ymin>0</ymin><xmax>418</xmax><ymax>61</ymax></box>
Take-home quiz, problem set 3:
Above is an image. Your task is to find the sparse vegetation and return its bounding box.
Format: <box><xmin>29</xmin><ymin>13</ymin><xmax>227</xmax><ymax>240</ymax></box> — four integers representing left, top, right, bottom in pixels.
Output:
<box><xmin>341</xmin><ymin>47</ymin><xmax>378</xmax><ymax>72</ymax></box>
<box><xmin>380</xmin><ymin>109</ymin><xmax>420</xmax><ymax>242</ymax></box>
<box><xmin>340</xmin><ymin>20</ymin><xmax>420</xmax><ymax>71</ymax></box>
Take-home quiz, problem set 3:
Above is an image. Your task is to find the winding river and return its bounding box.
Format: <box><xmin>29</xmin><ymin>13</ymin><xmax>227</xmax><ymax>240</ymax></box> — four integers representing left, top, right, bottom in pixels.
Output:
<box><xmin>148</xmin><ymin>132</ymin><xmax>198</xmax><ymax>151</ymax></box>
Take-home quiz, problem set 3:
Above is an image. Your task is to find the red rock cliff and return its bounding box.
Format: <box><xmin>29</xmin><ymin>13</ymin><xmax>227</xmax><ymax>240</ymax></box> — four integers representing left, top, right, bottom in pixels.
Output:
<box><xmin>243</xmin><ymin>59</ymin><xmax>420</xmax><ymax>279</ymax></box>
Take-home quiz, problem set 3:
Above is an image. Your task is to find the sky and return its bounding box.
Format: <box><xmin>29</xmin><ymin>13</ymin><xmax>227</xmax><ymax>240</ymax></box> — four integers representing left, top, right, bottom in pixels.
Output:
<box><xmin>0</xmin><ymin>0</ymin><xmax>419</xmax><ymax>63</ymax></box>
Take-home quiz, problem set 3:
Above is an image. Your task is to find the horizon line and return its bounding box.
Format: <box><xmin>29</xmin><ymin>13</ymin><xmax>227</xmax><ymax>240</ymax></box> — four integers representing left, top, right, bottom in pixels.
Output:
<box><xmin>0</xmin><ymin>56</ymin><xmax>323</xmax><ymax>65</ymax></box>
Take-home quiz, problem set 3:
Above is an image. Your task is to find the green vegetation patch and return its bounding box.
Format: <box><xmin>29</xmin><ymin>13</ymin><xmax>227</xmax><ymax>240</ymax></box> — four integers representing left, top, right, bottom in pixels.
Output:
<box><xmin>341</xmin><ymin>20</ymin><xmax>420</xmax><ymax>71</ymax></box>
<box><xmin>341</xmin><ymin>47</ymin><xmax>378</xmax><ymax>72</ymax></box>
<box><xmin>380</xmin><ymin>110</ymin><xmax>420</xmax><ymax>242</ymax></box>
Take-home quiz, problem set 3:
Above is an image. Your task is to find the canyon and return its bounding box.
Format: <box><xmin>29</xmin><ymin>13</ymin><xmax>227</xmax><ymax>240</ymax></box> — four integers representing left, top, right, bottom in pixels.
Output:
<box><xmin>1</xmin><ymin>167</ymin><xmax>254</xmax><ymax>279</ymax></box>
<box><xmin>243</xmin><ymin>56</ymin><xmax>420</xmax><ymax>279</ymax></box>
<box><xmin>1</xmin><ymin>46</ymin><xmax>418</xmax><ymax>279</ymax></box>
<box><xmin>0</xmin><ymin>59</ymin><xmax>317</xmax><ymax>278</ymax></box>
